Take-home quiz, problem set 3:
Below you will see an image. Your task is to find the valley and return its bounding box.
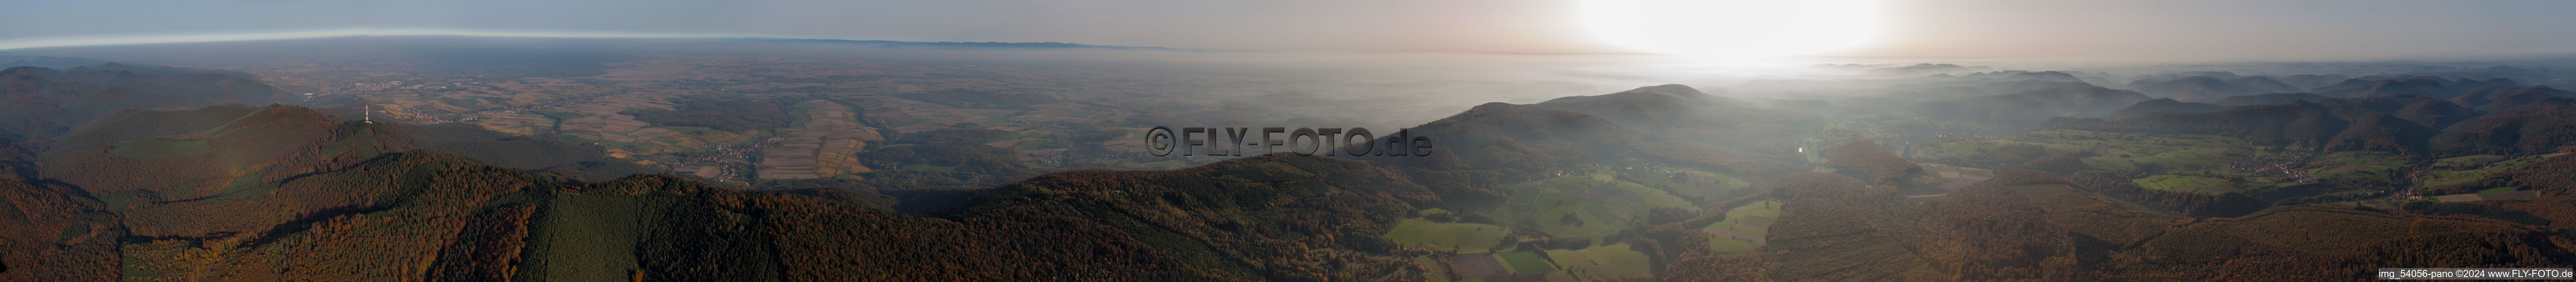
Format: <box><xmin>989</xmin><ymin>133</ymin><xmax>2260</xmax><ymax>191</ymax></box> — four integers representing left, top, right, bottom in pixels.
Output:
<box><xmin>4</xmin><ymin>40</ymin><xmax>2576</xmax><ymax>281</ymax></box>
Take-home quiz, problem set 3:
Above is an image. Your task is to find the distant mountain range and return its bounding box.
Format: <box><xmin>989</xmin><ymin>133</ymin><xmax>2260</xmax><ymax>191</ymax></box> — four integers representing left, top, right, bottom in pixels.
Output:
<box><xmin>760</xmin><ymin>39</ymin><xmax>1187</xmax><ymax>50</ymax></box>
<box><xmin>1902</xmin><ymin>81</ymin><xmax>2152</xmax><ymax>129</ymax></box>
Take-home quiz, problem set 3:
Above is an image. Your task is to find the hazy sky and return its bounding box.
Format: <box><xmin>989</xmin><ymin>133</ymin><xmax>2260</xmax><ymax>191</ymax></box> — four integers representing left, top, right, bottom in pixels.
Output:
<box><xmin>7</xmin><ymin>0</ymin><xmax>2575</xmax><ymax>61</ymax></box>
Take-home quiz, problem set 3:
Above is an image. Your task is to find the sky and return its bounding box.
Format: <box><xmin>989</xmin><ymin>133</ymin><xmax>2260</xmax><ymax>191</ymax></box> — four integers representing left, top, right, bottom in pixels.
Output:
<box><xmin>7</xmin><ymin>0</ymin><xmax>2576</xmax><ymax>61</ymax></box>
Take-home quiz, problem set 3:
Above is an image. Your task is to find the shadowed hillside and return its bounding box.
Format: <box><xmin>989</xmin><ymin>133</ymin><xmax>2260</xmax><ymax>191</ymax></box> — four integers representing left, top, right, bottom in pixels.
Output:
<box><xmin>2311</xmin><ymin>78</ymin><xmax>2452</xmax><ymax>98</ymax></box>
<box><xmin>2430</xmin><ymin>98</ymin><xmax>2576</xmax><ymax>156</ymax></box>
<box><xmin>38</xmin><ymin>104</ymin><xmax>651</xmax><ymax>203</ymax></box>
<box><xmin>2048</xmin><ymin>94</ymin><xmax>2477</xmax><ymax>155</ymax></box>
<box><xmin>2451</xmin><ymin>85</ymin><xmax>2574</xmax><ymax>112</ymax></box>
<box><xmin>1530</xmin><ymin>85</ymin><xmax>1819</xmax><ymax>153</ymax></box>
<box><xmin>1353</xmin><ymin>99</ymin><xmax>1802</xmax><ymax>181</ymax></box>
<box><xmin>0</xmin><ymin>143</ymin><xmax>1458</xmax><ymax>281</ymax></box>
<box><xmin>2215</xmin><ymin>92</ymin><xmax>2329</xmax><ymax>106</ymax></box>
<box><xmin>2104</xmin><ymin>98</ymin><xmax>2225</xmax><ymax>119</ymax></box>
<box><xmin>2127</xmin><ymin>76</ymin><xmax>2268</xmax><ymax>101</ymax></box>
<box><xmin>1904</xmin><ymin>82</ymin><xmax>2152</xmax><ymax>130</ymax></box>
<box><xmin>1666</xmin><ymin>166</ymin><xmax>2576</xmax><ymax>281</ymax></box>
<box><xmin>0</xmin><ymin>66</ymin><xmax>294</xmax><ymax>140</ymax></box>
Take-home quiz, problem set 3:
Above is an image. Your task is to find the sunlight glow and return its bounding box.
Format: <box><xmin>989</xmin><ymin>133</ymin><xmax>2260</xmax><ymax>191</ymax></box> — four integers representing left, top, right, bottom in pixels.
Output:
<box><xmin>1579</xmin><ymin>0</ymin><xmax>1879</xmax><ymax>57</ymax></box>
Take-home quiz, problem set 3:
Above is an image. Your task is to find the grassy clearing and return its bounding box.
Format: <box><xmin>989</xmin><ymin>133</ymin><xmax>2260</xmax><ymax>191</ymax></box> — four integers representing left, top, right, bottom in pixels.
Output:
<box><xmin>2420</xmin><ymin>170</ymin><xmax>2500</xmax><ymax>187</ymax></box>
<box><xmin>2475</xmin><ymin>187</ymin><xmax>2518</xmax><ymax>196</ymax></box>
<box><xmin>1632</xmin><ymin>169</ymin><xmax>1684</xmax><ymax>186</ymax></box>
<box><xmin>1702</xmin><ymin>199</ymin><xmax>1781</xmax><ymax>254</ymax></box>
<box><xmin>1611</xmin><ymin>181</ymin><xmax>1695</xmax><ymax>210</ymax></box>
<box><xmin>1707</xmin><ymin>172</ymin><xmax>1743</xmax><ymax>190</ymax></box>
<box><xmin>1543</xmin><ymin>178</ymin><xmax>1590</xmax><ymax>190</ymax></box>
<box><xmin>1646</xmin><ymin>170</ymin><xmax>1742</xmax><ymax>198</ymax></box>
<box><xmin>1529</xmin><ymin>202</ymin><xmax>1620</xmax><ymax>240</ymax></box>
<box><xmin>1547</xmin><ymin>168</ymin><xmax>1697</xmax><ymax>210</ymax></box>
<box><xmin>2431</xmin><ymin>154</ymin><xmax>2508</xmax><ymax>169</ymax></box>
<box><xmin>1586</xmin><ymin>168</ymin><xmax>1617</xmax><ymax>183</ymax></box>
<box><xmin>2421</xmin><ymin>153</ymin><xmax>2561</xmax><ymax>186</ymax></box>
<box><xmin>1385</xmin><ymin>218</ymin><xmax>1510</xmax><ymax>253</ymax></box>
<box><xmin>1701</xmin><ymin>200</ymin><xmax>1784</xmax><ymax>232</ymax></box>
<box><xmin>2304</xmin><ymin>151</ymin><xmax>2412</xmax><ymax>182</ymax></box>
<box><xmin>2011</xmin><ymin>130</ymin><xmax>2288</xmax><ymax>172</ymax></box>
<box><xmin>1506</xmin><ymin>182</ymin><xmax>1546</xmax><ymax>204</ymax></box>
<box><xmin>1532</xmin><ymin>192</ymin><xmax>1618</xmax><ymax>220</ymax></box>
<box><xmin>1494</xmin><ymin>251</ymin><xmax>1554</xmax><ymax>274</ymax></box>
<box><xmin>2130</xmin><ymin>175</ymin><xmax>2275</xmax><ymax>194</ymax></box>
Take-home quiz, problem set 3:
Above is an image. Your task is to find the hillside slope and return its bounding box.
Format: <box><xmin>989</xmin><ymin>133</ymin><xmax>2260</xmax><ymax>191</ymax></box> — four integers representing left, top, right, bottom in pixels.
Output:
<box><xmin>0</xmin><ymin>66</ymin><xmax>293</xmax><ymax>140</ymax></box>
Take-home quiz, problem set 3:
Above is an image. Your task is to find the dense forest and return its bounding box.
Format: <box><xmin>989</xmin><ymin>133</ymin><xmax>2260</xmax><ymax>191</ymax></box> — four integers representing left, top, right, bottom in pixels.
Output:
<box><xmin>1</xmin><ymin>145</ymin><xmax>1452</xmax><ymax>281</ymax></box>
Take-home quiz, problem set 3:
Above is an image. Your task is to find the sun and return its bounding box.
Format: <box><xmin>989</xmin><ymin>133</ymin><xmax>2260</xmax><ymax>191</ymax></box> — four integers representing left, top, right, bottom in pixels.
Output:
<box><xmin>1579</xmin><ymin>0</ymin><xmax>1879</xmax><ymax>56</ymax></box>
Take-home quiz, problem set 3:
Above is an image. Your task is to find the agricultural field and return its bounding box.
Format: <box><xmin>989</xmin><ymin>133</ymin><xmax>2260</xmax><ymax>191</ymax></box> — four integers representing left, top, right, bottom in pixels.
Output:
<box><xmin>2433</xmin><ymin>187</ymin><xmax>2539</xmax><ymax>202</ymax></box>
<box><xmin>1494</xmin><ymin>251</ymin><xmax>1555</xmax><ymax>275</ymax></box>
<box><xmin>755</xmin><ymin>100</ymin><xmax>881</xmax><ymax>179</ymax></box>
<box><xmin>1384</xmin><ymin>218</ymin><xmax>1511</xmax><ymax>253</ymax></box>
<box><xmin>2417</xmin><ymin>153</ymin><xmax>2562</xmax><ymax>186</ymax></box>
<box><xmin>1703</xmin><ymin>200</ymin><xmax>1783</xmax><ymax>254</ymax></box>
<box><xmin>1540</xmin><ymin>244</ymin><xmax>1654</xmax><ymax>281</ymax></box>
<box><xmin>1404</xmin><ymin>166</ymin><xmax>1713</xmax><ymax>281</ymax></box>
<box><xmin>2302</xmin><ymin>151</ymin><xmax>2413</xmax><ymax>183</ymax></box>
<box><xmin>2476</xmin><ymin>187</ymin><xmax>2519</xmax><ymax>196</ymax></box>
<box><xmin>1506</xmin><ymin>168</ymin><xmax>1700</xmax><ymax>241</ymax></box>
<box><xmin>1642</xmin><ymin>167</ymin><xmax>1748</xmax><ymax>199</ymax></box>
<box><xmin>2429</xmin><ymin>154</ymin><xmax>2510</xmax><ymax>169</ymax></box>
<box><xmin>2129</xmin><ymin>175</ymin><xmax>2285</xmax><ymax>194</ymax></box>
<box><xmin>1565</xmin><ymin>167</ymin><xmax>1696</xmax><ymax>209</ymax></box>
<box><xmin>2007</xmin><ymin>130</ymin><xmax>2288</xmax><ymax>173</ymax></box>
<box><xmin>1525</xmin><ymin>192</ymin><xmax>1626</xmax><ymax>240</ymax></box>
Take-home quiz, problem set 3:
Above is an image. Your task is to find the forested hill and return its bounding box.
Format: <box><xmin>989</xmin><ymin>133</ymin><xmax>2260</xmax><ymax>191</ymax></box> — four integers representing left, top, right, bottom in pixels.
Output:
<box><xmin>0</xmin><ymin>142</ymin><xmax>1459</xmax><ymax>280</ymax></box>
<box><xmin>0</xmin><ymin>65</ymin><xmax>293</xmax><ymax>141</ymax></box>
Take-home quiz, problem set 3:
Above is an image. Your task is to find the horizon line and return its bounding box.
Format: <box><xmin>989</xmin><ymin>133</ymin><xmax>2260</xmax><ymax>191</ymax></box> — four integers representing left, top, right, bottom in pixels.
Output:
<box><xmin>0</xmin><ymin>28</ymin><xmax>830</xmax><ymax>51</ymax></box>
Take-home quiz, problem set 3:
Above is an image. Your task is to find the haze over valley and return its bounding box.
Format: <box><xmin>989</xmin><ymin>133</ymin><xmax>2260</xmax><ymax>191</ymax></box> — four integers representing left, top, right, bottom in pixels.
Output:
<box><xmin>6</xmin><ymin>1</ymin><xmax>2576</xmax><ymax>281</ymax></box>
